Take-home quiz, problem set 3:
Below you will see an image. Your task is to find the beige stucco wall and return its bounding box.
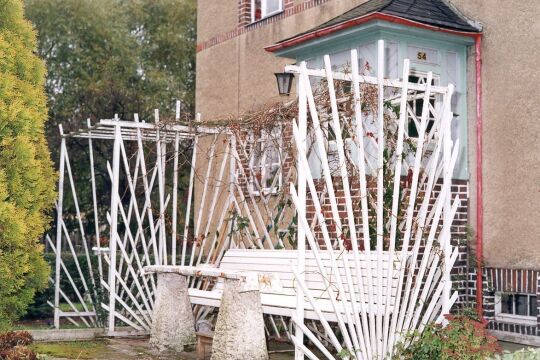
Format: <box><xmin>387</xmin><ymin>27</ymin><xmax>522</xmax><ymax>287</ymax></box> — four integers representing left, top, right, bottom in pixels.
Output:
<box><xmin>197</xmin><ymin>0</ymin><xmax>238</xmax><ymax>44</ymax></box>
<box><xmin>196</xmin><ymin>0</ymin><xmax>540</xmax><ymax>269</ymax></box>
<box><xmin>451</xmin><ymin>0</ymin><xmax>540</xmax><ymax>269</ymax></box>
<box><xmin>196</xmin><ymin>0</ymin><xmax>368</xmax><ymax>118</ymax></box>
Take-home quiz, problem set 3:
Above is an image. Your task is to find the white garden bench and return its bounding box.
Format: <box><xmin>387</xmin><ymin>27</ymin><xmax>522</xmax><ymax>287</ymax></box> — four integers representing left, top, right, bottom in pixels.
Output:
<box><xmin>143</xmin><ymin>249</ymin><xmax>408</xmax><ymax>358</ymax></box>
<box><xmin>188</xmin><ymin>249</ymin><xmax>406</xmax><ymax>320</ymax></box>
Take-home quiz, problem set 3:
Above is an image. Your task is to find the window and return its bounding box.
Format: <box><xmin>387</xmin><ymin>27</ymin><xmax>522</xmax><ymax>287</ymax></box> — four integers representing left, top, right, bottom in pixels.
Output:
<box><xmin>249</xmin><ymin>129</ymin><xmax>282</xmax><ymax>195</ymax></box>
<box><xmin>406</xmin><ymin>72</ymin><xmax>441</xmax><ymax>138</ymax></box>
<box><xmin>251</xmin><ymin>0</ymin><xmax>282</xmax><ymax>22</ymax></box>
<box><xmin>496</xmin><ymin>292</ymin><xmax>538</xmax><ymax>325</ymax></box>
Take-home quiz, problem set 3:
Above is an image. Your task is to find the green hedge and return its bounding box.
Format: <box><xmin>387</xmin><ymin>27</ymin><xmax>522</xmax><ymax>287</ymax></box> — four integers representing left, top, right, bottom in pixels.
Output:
<box><xmin>25</xmin><ymin>253</ymin><xmax>101</xmax><ymax>319</ymax></box>
<box><xmin>25</xmin><ymin>251</ymin><xmax>189</xmax><ymax>320</ymax></box>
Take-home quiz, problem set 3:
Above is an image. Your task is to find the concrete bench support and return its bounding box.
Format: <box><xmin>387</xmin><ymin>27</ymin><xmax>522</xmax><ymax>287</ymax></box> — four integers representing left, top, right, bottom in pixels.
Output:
<box><xmin>150</xmin><ymin>273</ymin><xmax>196</xmax><ymax>353</ymax></box>
<box><xmin>211</xmin><ymin>278</ymin><xmax>268</xmax><ymax>360</ymax></box>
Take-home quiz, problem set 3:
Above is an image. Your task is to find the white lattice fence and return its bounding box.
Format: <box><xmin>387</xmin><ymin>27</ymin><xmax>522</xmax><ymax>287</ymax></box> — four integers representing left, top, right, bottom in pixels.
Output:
<box><xmin>50</xmin><ymin>104</ymin><xmax>297</xmax><ymax>337</ymax></box>
<box><xmin>287</xmin><ymin>40</ymin><xmax>460</xmax><ymax>359</ymax></box>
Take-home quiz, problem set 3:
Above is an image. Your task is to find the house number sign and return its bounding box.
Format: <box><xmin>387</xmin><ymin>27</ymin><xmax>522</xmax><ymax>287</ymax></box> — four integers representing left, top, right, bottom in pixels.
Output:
<box><xmin>408</xmin><ymin>45</ymin><xmax>439</xmax><ymax>65</ymax></box>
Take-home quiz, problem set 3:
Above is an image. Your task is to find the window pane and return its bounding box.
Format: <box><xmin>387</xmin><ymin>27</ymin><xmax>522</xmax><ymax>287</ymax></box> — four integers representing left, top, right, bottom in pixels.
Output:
<box><xmin>515</xmin><ymin>294</ymin><xmax>528</xmax><ymax>316</ymax></box>
<box><xmin>330</xmin><ymin>50</ymin><xmax>351</xmax><ymax>71</ymax></box>
<box><xmin>415</xmin><ymin>99</ymin><xmax>423</xmax><ymax>117</ymax></box>
<box><xmin>408</xmin><ymin>120</ymin><xmax>419</xmax><ymax>138</ymax></box>
<box><xmin>252</xmin><ymin>140</ymin><xmax>263</xmax><ymax>164</ymax></box>
<box><xmin>253</xmin><ymin>0</ymin><xmax>262</xmax><ymax>21</ymax></box>
<box><xmin>265</xmin><ymin>0</ymin><xmax>281</xmax><ymax>15</ymax></box>
<box><xmin>407</xmin><ymin>73</ymin><xmax>439</xmax><ymax>138</ymax></box>
<box><xmin>385</xmin><ymin>42</ymin><xmax>399</xmax><ymax>78</ymax></box>
<box><xmin>265</xmin><ymin>166</ymin><xmax>279</xmax><ymax>189</ymax></box>
<box><xmin>409</xmin><ymin>75</ymin><xmax>420</xmax><ymax>83</ymax></box>
<box><xmin>530</xmin><ymin>296</ymin><xmax>538</xmax><ymax>317</ymax></box>
<box><xmin>267</xmin><ymin>145</ymin><xmax>279</xmax><ymax>165</ymax></box>
<box><xmin>500</xmin><ymin>294</ymin><xmax>513</xmax><ymax>314</ymax></box>
<box><xmin>250</xmin><ymin>130</ymin><xmax>281</xmax><ymax>193</ymax></box>
<box><xmin>426</xmin><ymin>120</ymin><xmax>435</xmax><ymax>134</ymax></box>
<box><xmin>358</xmin><ymin>42</ymin><xmax>376</xmax><ymax>76</ymax></box>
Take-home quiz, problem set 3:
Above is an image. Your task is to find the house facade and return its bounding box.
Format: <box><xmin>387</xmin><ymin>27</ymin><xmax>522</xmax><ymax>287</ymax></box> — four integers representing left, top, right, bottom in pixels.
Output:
<box><xmin>196</xmin><ymin>0</ymin><xmax>540</xmax><ymax>345</ymax></box>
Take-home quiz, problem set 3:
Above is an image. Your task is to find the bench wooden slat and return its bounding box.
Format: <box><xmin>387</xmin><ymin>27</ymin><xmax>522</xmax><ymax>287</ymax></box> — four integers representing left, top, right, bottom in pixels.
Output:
<box><xmin>222</xmin><ymin>249</ymin><xmax>400</xmax><ymax>260</ymax></box>
<box><xmin>218</xmin><ymin>262</ymin><xmax>401</xmax><ymax>278</ymax></box>
<box><xmin>220</xmin><ymin>256</ymin><xmax>397</xmax><ymax>266</ymax></box>
<box><xmin>188</xmin><ymin>288</ymin><xmax>387</xmax><ymax>322</ymax></box>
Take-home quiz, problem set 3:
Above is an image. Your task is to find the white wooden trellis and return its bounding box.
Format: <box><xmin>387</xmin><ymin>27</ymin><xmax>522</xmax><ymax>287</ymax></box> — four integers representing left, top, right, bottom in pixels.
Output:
<box><xmin>50</xmin><ymin>39</ymin><xmax>461</xmax><ymax>358</ymax></box>
<box><xmin>287</xmin><ymin>40</ymin><xmax>459</xmax><ymax>359</ymax></box>
<box><xmin>50</xmin><ymin>102</ymin><xmax>297</xmax><ymax>337</ymax></box>
<box><xmin>50</xmin><ymin>106</ymin><xmax>232</xmax><ymax>334</ymax></box>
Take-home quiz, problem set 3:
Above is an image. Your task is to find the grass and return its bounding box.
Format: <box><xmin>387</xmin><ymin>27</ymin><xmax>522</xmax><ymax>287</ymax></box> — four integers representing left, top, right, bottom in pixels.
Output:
<box><xmin>12</xmin><ymin>323</ymin><xmax>51</xmax><ymax>330</ymax></box>
<box><xmin>59</xmin><ymin>302</ymin><xmax>92</xmax><ymax>312</ymax></box>
<box><xmin>30</xmin><ymin>340</ymin><xmax>109</xmax><ymax>359</ymax></box>
<box><xmin>13</xmin><ymin>320</ymin><xmax>88</xmax><ymax>330</ymax></box>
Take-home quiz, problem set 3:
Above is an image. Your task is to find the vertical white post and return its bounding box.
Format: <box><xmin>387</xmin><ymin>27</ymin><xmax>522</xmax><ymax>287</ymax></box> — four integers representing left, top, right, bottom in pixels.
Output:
<box><xmin>388</xmin><ymin>71</ymin><xmax>433</xmax><ymax>354</ymax></box>
<box><xmin>53</xmin><ymin>126</ymin><xmax>66</xmax><ymax>329</ymax></box>
<box><xmin>171</xmin><ymin>101</ymin><xmax>181</xmax><ymax>265</ymax></box>
<box><xmin>442</xmin><ymin>85</ymin><xmax>455</xmax><ymax>319</ymax></box>
<box><xmin>228</xmin><ymin>135</ymin><xmax>236</xmax><ymax>251</ymax></box>
<box><xmin>108</xmin><ymin>114</ymin><xmax>122</xmax><ymax>335</ymax></box>
<box><xmin>134</xmin><ymin>114</ymin><xmax>159</xmax><ymax>263</ymax></box>
<box><xmin>351</xmin><ymin>48</ymin><xmax>377</xmax><ymax>356</ymax></box>
<box><xmin>87</xmin><ymin>119</ymin><xmax>103</xmax><ymax>280</ymax></box>
<box><xmin>295</xmin><ymin>63</ymin><xmax>307</xmax><ymax>360</ymax></box>
<box><xmin>375</xmin><ymin>39</ymin><xmax>385</xmax><ymax>358</ymax></box>
<box><xmin>155</xmin><ymin>109</ymin><xmax>166</xmax><ymax>265</ymax></box>
<box><xmin>323</xmin><ymin>53</ymin><xmax>368</xmax><ymax>358</ymax></box>
<box><xmin>181</xmin><ymin>114</ymin><xmax>199</xmax><ymax>266</ymax></box>
<box><xmin>383</xmin><ymin>58</ymin><xmax>410</xmax><ymax>352</ymax></box>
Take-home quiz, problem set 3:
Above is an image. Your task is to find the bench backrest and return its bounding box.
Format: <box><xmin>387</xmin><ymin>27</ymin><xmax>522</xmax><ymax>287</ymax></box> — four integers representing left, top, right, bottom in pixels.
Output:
<box><xmin>218</xmin><ymin>249</ymin><xmax>407</xmax><ymax>306</ymax></box>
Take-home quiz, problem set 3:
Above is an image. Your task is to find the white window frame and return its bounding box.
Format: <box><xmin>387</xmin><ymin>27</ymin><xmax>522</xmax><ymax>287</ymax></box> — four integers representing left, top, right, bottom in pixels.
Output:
<box><xmin>248</xmin><ymin>128</ymin><xmax>282</xmax><ymax>196</ymax></box>
<box><xmin>251</xmin><ymin>0</ymin><xmax>283</xmax><ymax>22</ymax></box>
<box><xmin>495</xmin><ymin>292</ymin><xmax>538</xmax><ymax>326</ymax></box>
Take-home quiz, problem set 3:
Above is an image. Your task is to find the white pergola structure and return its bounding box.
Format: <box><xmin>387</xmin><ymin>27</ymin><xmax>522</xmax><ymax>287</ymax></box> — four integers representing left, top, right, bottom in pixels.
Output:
<box><xmin>50</xmin><ymin>39</ymin><xmax>460</xmax><ymax>358</ymax></box>
<box><xmin>50</xmin><ymin>105</ymin><xmax>295</xmax><ymax>337</ymax></box>
<box><xmin>50</xmin><ymin>108</ymin><xmax>229</xmax><ymax>334</ymax></box>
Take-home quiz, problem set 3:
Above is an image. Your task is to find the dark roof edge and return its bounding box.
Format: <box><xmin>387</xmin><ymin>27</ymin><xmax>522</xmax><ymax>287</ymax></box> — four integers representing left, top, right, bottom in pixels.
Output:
<box><xmin>440</xmin><ymin>0</ymin><xmax>483</xmax><ymax>31</ymax></box>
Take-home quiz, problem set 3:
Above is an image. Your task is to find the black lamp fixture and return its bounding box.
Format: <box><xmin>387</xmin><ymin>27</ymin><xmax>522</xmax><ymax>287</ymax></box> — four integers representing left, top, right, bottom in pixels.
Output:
<box><xmin>274</xmin><ymin>72</ymin><xmax>294</xmax><ymax>96</ymax></box>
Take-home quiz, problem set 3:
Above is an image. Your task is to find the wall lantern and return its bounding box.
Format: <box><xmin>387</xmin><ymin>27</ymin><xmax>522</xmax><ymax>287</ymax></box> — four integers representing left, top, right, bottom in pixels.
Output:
<box><xmin>274</xmin><ymin>72</ymin><xmax>294</xmax><ymax>96</ymax></box>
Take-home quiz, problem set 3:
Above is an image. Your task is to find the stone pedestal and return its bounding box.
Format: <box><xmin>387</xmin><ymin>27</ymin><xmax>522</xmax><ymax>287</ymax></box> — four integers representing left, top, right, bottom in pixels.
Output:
<box><xmin>211</xmin><ymin>278</ymin><xmax>268</xmax><ymax>360</ymax></box>
<box><xmin>150</xmin><ymin>273</ymin><xmax>196</xmax><ymax>353</ymax></box>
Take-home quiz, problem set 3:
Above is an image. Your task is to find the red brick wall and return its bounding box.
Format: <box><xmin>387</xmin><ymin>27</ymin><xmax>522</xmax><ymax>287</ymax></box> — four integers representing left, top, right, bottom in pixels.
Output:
<box><xmin>238</xmin><ymin>0</ymin><xmax>251</xmax><ymax>28</ymax></box>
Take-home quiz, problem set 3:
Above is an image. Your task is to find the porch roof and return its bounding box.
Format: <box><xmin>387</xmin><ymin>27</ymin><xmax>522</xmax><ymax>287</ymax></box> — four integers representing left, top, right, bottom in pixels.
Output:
<box><xmin>266</xmin><ymin>0</ymin><xmax>481</xmax><ymax>53</ymax></box>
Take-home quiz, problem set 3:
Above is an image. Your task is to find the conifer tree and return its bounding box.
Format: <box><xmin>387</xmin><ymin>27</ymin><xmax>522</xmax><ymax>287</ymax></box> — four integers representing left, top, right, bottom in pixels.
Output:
<box><xmin>0</xmin><ymin>0</ymin><xmax>56</xmax><ymax>330</ymax></box>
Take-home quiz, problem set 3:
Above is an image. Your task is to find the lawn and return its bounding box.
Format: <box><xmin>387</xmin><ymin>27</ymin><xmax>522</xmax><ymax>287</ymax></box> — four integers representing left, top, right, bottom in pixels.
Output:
<box><xmin>30</xmin><ymin>341</ymin><xmax>110</xmax><ymax>359</ymax></box>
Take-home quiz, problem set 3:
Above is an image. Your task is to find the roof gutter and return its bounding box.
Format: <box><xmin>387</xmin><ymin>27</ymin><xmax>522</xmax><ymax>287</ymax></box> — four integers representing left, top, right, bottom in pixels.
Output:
<box><xmin>475</xmin><ymin>33</ymin><xmax>484</xmax><ymax>319</ymax></box>
<box><xmin>265</xmin><ymin>12</ymin><xmax>479</xmax><ymax>52</ymax></box>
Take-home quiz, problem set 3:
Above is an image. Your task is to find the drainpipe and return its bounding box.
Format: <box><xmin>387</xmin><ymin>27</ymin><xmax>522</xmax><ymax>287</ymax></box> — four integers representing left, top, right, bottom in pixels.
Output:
<box><xmin>475</xmin><ymin>34</ymin><xmax>484</xmax><ymax>318</ymax></box>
